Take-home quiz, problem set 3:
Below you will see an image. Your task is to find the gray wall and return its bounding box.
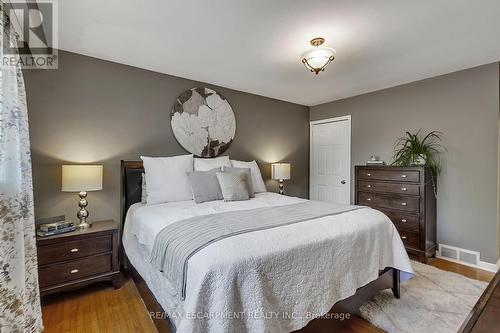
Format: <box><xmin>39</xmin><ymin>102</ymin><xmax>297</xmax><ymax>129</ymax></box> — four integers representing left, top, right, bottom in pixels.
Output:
<box><xmin>25</xmin><ymin>51</ymin><xmax>309</xmax><ymax>226</ymax></box>
<box><xmin>310</xmin><ymin>63</ymin><xmax>500</xmax><ymax>264</ymax></box>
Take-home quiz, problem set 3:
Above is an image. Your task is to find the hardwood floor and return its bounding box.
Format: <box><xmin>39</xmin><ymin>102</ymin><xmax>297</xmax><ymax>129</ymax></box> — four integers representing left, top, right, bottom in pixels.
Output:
<box><xmin>41</xmin><ymin>278</ymin><xmax>157</xmax><ymax>333</ymax></box>
<box><xmin>41</xmin><ymin>258</ymin><xmax>495</xmax><ymax>333</ymax></box>
<box><xmin>427</xmin><ymin>258</ymin><xmax>494</xmax><ymax>283</ymax></box>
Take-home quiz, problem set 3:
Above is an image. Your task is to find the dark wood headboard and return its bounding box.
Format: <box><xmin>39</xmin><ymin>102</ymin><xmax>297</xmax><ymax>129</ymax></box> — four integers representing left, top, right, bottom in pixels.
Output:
<box><xmin>120</xmin><ymin>160</ymin><xmax>144</xmax><ymax>232</ymax></box>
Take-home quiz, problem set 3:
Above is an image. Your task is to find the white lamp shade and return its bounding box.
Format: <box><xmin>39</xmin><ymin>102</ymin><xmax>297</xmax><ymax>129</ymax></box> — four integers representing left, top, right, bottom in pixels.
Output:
<box><xmin>271</xmin><ymin>163</ymin><xmax>291</xmax><ymax>180</ymax></box>
<box><xmin>61</xmin><ymin>165</ymin><xmax>103</xmax><ymax>192</ymax></box>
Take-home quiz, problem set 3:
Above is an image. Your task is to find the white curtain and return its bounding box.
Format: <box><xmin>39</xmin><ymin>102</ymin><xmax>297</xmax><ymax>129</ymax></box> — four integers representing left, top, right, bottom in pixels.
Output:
<box><xmin>0</xmin><ymin>4</ymin><xmax>43</xmax><ymax>333</ymax></box>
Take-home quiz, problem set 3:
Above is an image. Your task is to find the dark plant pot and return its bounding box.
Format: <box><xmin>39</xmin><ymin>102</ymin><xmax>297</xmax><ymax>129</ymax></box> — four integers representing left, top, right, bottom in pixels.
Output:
<box><xmin>411</xmin><ymin>154</ymin><xmax>426</xmax><ymax>166</ymax></box>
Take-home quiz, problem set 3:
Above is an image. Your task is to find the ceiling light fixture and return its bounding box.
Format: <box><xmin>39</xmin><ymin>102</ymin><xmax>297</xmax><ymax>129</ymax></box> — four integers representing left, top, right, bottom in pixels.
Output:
<box><xmin>301</xmin><ymin>37</ymin><xmax>336</xmax><ymax>75</ymax></box>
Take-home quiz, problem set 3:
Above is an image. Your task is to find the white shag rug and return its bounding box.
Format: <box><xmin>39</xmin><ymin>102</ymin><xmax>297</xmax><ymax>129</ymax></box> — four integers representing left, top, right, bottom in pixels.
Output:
<box><xmin>359</xmin><ymin>261</ymin><xmax>488</xmax><ymax>333</ymax></box>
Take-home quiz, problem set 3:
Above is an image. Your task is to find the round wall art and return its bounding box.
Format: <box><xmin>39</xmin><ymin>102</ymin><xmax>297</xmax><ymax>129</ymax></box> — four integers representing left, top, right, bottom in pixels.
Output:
<box><xmin>171</xmin><ymin>87</ymin><xmax>236</xmax><ymax>157</ymax></box>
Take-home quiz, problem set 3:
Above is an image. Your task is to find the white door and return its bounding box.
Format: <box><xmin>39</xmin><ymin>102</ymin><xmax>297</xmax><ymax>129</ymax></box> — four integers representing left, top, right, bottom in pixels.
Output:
<box><xmin>310</xmin><ymin>116</ymin><xmax>351</xmax><ymax>204</ymax></box>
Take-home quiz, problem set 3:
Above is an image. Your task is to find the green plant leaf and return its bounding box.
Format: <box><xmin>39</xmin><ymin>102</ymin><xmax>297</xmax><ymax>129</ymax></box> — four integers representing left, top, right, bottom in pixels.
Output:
<box><xmin>391</xmin><ymin>129</ymin><xmax>444</xmax><ymax>196</ymax></box>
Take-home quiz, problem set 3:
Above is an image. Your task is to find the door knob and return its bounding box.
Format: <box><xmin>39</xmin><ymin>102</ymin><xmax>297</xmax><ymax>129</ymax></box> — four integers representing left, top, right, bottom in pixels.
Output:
<box><xmin>341</xmin><ymin>180</ymin><xmax>346</xmax><ymax>184</ymax></box>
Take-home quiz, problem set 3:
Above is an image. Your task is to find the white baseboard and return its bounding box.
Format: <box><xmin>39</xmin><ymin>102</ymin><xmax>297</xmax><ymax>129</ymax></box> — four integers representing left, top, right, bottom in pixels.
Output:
<box><xmin>437</xmin><ymin>243</ymin><xmax>498</xmax><ymax>273</ymax></box>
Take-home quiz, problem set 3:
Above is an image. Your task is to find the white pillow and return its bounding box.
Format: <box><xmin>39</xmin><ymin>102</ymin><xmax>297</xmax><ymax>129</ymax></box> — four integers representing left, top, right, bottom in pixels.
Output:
<box><xmin>141</xmin><ymin>155</ymin><xmax>194</xmax><ymax>204</ymax></box>
<box><xmin>141</xmin><ymin>173</ymin><xmax>147</xmax><ymax>204</ymax></box>
<box><xmin>230</xmin><ymin>160</ymin><xmax>267</xmax><ymax>193</ymax></box>
<box><xmin>194</xmin><ymin>156</ymin><xmax>231</xmax><ymax>171</ymax></box>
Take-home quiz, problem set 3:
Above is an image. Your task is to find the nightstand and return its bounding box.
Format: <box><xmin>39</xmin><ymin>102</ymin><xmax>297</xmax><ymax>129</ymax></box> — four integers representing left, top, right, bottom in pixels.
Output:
<box><xmin>36</xmin><ymin>220</ymin><xmax>121</xmax><ymax>296</ymax></box>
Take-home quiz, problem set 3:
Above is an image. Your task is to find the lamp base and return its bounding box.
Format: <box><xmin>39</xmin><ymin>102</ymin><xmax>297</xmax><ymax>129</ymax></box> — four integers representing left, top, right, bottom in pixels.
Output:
<box><xmin>78</xmin><ymin>221</ymin><xmax>90</xmax><ymax>229</ymax></box>
<box><xmin>77</xmin><ymin>191</ymin><xmax>90</xmax><ymax>229</ymax></box>
<box><xmin>279</xmin><ymin>180</ymin><xmax>284</xmax><ymax>195</ymax></box>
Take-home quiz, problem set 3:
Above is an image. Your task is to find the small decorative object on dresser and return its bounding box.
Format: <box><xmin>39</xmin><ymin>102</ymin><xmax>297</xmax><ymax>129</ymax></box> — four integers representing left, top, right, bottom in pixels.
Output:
<box><xmin>61</xmin><ymin>164</ymin><xmax>103</xmax><ymax>229</ymax></box>
<box><xmin>366</xmin><ymin>155</ymin><xmax>385</xmax><ymax>165</ymax></box>
<box><xmin>355</xmin><ymin>166</ymin><xmax>436</xmax><ymax>263</ymax></box>
<box><xmin>36</xmin><ymin>220</ymin><xmax>120</xmax><ymax>296</ymax></box>
<box><xmin>271</xmin><ymin>163</ymin><xmax>291</xmax><ymax>194</ymax></box>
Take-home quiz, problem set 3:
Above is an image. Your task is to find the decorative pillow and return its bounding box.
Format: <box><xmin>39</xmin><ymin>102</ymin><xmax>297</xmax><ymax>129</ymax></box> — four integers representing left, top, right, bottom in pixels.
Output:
<box><xmin>216</xmin><ymin>172</ymin><xmax>250</xmax><ymax>202</ymax></box>
<box><xmin>141</xmin><ymin>154</ymin><xmax>194</xmax><ymax>204</ymax></box>
<box><xmin>194</xmin><ymin>156</ymin><xmax>231</xmax><ymax>171</ymax></box>
<box><xmin>221</xmin><ymin>166</ymin><xmax>254</xmax><ymax>197</ymax></box>
<box><xmin>141</xmin><ymin>173</ymin><xmax>147</xmax><ymax>204</ymax></box>
<box><xmin>186</xmin><ymin>168</ymin><xmax>223</xmax><ymax>204</ymax></box>
<box><xmin>230</xmin><ymin>160</ymin><xmax>267</xmax><ymax>193</ymax></box>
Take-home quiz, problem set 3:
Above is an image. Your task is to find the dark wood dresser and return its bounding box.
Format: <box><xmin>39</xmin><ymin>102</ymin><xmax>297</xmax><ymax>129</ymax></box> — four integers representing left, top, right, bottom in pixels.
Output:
<box><xmin>355</xmin><ymin>166</ymin><xmax>436</xmax><ymax>263</ymax></box>
<box><xmin>36</xmin><ymin>220</ymin><xmax>120</xmax><ymax>296</ymax></box>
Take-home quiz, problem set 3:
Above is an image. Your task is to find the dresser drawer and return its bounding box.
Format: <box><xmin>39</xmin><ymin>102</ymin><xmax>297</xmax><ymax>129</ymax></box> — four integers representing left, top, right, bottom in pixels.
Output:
<box><xmin>380</xmin><ymin>209</ymin><xmax>419</xmax><ymax>232</ymax></box>
<box><xmin>357</xmin><ymin>169</ymin><xmax>420</xmax><ymax>182</ymax></box>
<box><xmin>37</xmin><ymin>235</ymin><xmax>112</xmax><ymax>266</ymax></box>
<box><xmin>38</xmin><ymin>253</ymin><xmax>111</xmax><ymax>288</ymax></box>
<box><xmin>358</xmin><ymin>181</ymin><xmax>420</xmax><ymax>196</ymax></box>
<box><xmin>358</xmin><ymin>192</ymin><xmax>420</xmax><ymax>213</ymax></box>
<box><xmin>398</xmin><ymin>230</ymin><xmax>420</xmax><ymax>249</ymax></box>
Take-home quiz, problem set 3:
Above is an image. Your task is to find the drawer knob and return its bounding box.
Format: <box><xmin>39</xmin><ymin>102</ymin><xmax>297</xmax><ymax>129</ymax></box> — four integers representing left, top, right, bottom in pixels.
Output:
<box><xmin>367</xmin><ymin>173</ymin><xmax>371</xmax><ymax>177</ymax></box>
<box><xmin>401</xmin><ymin>202</ymin><xmax>407</xmax><ymax>206</ymax></box>
<box><xmin>70</xmin><ymin>269</ymin><xmax>79</xmax><ymax>274</ymax></box>
<box><xmin>366</xmin><ymin>198</ymin><xmax>372</xmax><ymax>201</ymax></box>
<box><xmin>401</xmin><ymin>187</ymin><xmax>407</xmax><ymax>191</ymax></box>
<box><xmin>70</xmin><ymin>248</ymin><xmax>79</xmax><ymax>253</ymax></box>
<box><xmin>367</xmin><ymin>184</ymin><xmax>372</xmax><ymax>188</ymax></box>
<box><xmin>401</xmin><ymin>219</ymin><xmax>407</xmax><ymax>223</ymax></box>
<box><xmin>401</xmin><ymin>236</ymin><xmax>407</xmax><ymax>240</ymax></box>
<box><xmin>401</xmin><ymin>174</ymin><xmax>407</xmax><ymax>178</ymax></box>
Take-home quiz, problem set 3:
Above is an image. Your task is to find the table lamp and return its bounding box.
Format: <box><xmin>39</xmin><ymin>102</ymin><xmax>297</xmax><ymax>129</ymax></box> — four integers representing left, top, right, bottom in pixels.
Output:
<box><xmin>271</xmin><ymin>163</ymin><xmax>291</xmax><ymax>195</ymax></box>
<box><xmin>61</xmin><ymin>165</ymin><xmax>103</xmax><ymax>229</ymax></box>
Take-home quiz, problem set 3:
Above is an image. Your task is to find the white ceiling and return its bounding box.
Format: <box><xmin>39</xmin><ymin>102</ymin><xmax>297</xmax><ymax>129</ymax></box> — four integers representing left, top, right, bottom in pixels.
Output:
<box><xmin>58</xmin><ymin>0</ymin><xmax>500</xmax><ymax>106</ymax></box>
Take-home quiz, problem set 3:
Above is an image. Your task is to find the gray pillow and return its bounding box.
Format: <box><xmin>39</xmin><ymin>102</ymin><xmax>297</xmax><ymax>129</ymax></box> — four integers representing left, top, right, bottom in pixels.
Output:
<box><xmin>216</xmin><ymin>172</ymin><xmax>251</xmax><ymax>202</ymax></box>
<box><xmin>221</xmin><ymin>166</ymin><xmax>254</xmax><ymax>197</ymax></box>
<box><xmin>186</xmin><ymin>168</ymin><xmax>223</xmax><ymax>204</ymax></box>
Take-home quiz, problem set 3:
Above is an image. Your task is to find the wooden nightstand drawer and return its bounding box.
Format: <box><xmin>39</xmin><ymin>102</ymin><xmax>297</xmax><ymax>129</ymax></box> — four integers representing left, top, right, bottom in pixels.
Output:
<box><xmin>37</xmin><ymin>235</ymin><xmax>112</xmax><ymax>266</ymax></box>
<box><xmin>37</xmin><ymin>220</ymin><xmax>120</xmax><ymax>295</ymax></box>
<box><xmin>38</xmin><ymin>253</ymin><xmax>112</xmax><ymax>288</ymax></box>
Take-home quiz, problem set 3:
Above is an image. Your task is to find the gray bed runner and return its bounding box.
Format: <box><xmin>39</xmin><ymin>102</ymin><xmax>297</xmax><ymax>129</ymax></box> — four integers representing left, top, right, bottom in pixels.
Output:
<box><xmin>149</xmin><ymin>200</ymin><xmax>364</xmax><ymax>299</ymax></box>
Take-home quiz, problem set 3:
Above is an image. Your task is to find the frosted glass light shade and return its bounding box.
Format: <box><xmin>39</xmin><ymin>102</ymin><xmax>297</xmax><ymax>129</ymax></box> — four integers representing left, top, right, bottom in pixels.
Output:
<box><xmin>271</xmin><ymin>163</ymin><xmax>291</xmax><ymax>180</ymax></box>
<box><xmin>301</xmin><ymin>47</ymin><xmax>336</xmax><ymax>74</ymax></box>
<box><xmin>61</xmin><ymin>165</ymin><xmax>103</xmax><ymax>192</ymax></box>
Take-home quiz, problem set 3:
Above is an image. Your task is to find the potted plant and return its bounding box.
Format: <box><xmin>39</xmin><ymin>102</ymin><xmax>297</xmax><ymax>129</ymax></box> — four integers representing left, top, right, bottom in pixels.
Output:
<box><xmin>391</xmin><ymin>130</ymin><xmax>444</xmax><ymax>196</ymax></box>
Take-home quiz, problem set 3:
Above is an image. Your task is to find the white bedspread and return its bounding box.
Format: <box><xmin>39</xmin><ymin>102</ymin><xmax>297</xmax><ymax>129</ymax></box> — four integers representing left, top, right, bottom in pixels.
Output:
<box><xmin>123</xmin><ymin>192</ymin><xmax>413</xmax><ymax>333</ymax></box>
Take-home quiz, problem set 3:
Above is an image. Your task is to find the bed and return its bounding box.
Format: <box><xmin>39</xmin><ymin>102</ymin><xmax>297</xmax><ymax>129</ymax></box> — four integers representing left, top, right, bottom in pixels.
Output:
<box><xmin>120</xmin><ymin>161</ymin><xmax>413</xmax><ymax>333</ymax></box>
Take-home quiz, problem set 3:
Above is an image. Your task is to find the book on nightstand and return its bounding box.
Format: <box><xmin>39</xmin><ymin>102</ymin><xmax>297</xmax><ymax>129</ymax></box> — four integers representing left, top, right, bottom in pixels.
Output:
<box><xmin>36</xmin><ymin>217</ymin><xmax>76</xmax><ymax>237</ymax></box>
<box><xmin>37</xmin><ymin>224</ymin><xmax>76</xmax><ymax>237</ymax></box>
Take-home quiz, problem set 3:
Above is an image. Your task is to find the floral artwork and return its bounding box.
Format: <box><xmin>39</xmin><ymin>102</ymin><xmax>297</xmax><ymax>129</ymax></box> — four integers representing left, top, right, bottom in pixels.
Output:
<box><xmin>171</xmin><ymin>87</ymin><xmax>236</xmax><ymax>157</ymax></box>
